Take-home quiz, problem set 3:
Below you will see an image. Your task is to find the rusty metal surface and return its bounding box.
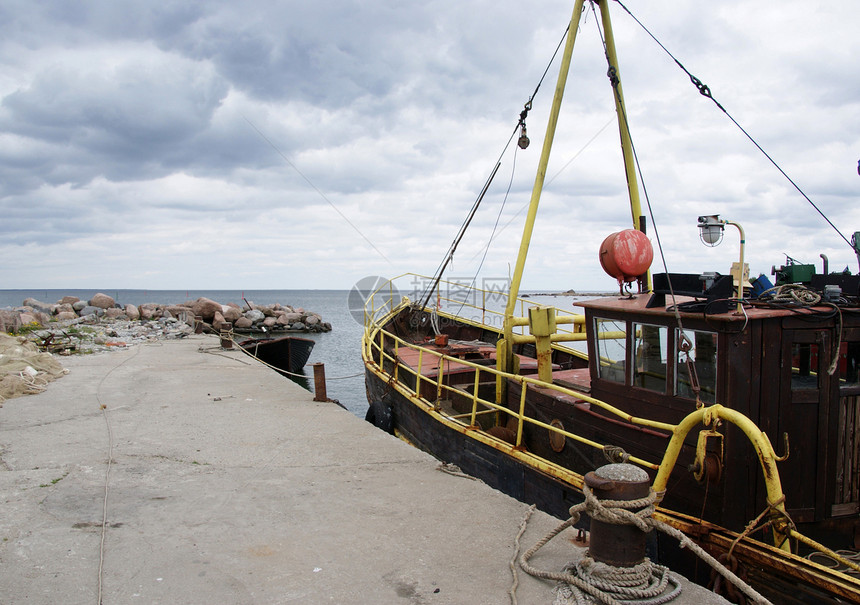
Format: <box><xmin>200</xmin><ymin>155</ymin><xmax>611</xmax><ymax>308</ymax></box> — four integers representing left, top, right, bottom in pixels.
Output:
<box><xmin>585</xmin><ymin>464</ymin><xmax>651</xmax><ymax>568</ymax></box>
<box><xmin>576</xmin><ymin>293</ymin><xmax>835</xmax><ymax>321</ymax></box>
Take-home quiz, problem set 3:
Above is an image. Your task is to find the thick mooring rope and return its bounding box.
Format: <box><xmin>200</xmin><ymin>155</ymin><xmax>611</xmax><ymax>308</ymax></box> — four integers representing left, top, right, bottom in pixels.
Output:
<box><xmin>519</xmin><ymin>484</ymin><xmax>773</xmax><ymax>605</ymax></box>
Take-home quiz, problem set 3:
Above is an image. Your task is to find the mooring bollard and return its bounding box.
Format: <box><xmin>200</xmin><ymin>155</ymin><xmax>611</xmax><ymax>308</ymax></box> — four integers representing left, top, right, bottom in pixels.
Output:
<box><xmin>312</xmin><ymin>362</ymin><xmax>327</xmax><ymax>402</ymax></box>
<box><xmin>583</xmin><ymin>463</ymin><xmax>651</xmax><ymax>567</ymax></box>
<box><xmin>219</xmin><ymin>323</ymin><xmax>233</xmax><ymax>349</ymax></box>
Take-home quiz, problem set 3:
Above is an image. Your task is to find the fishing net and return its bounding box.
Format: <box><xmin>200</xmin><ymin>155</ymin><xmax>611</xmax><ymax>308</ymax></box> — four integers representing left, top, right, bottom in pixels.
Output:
<box><xmin>0</xmin><ymin>333</ymin><xmax>67</xmax><ymax>404</ymax></box>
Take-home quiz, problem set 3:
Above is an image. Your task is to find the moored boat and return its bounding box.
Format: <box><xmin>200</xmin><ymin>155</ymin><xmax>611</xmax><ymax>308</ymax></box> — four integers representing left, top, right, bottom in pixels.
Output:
<box><xmin>361</xmin><ymin>1</ymin><xmax>860</xmax><ymax>603</ymax></box>
<box><xmin>239</xmin><ymin>335</ymin><xmax>315</xmax><ymax>376</ymax></box>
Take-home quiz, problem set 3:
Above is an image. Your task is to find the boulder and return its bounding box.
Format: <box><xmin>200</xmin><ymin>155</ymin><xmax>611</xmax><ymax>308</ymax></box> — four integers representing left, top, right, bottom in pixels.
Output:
<box><xmin>89</xmin><ymin>293</ymin><xmax>116</xmax><ymax>309</ymax></box>
<box><xmin>124</xmin><ymin>304</ymin><xmax>140</xmax><ymax>320</ymax></box>
<box><xmin>0</xmin><ymin>310</ymin><xmax>21</xmax><ymax>333</ymax></box>
<box><xmin>282</xmin><ymin>312</ymin><xmax>302</xmax><ymax>324</ymax></box>
<box><xmin>167</xmin><ymin>305</ymin><xmax>192</xmax><ymax>323</ymax></box>
<box><xmin>212</xmin><ymin>311</ymin><xmax>226</xmax><ymax>331</ymax></box>
<box><xmin>139</xmin><ymin>304</ymin><xmax>157</xmax><ymax>320</ymax></box>
<box><xmin>222</xmin><ymin>306</ymin><xmax>242</xmax><ymax>323</ymax></box>
<box><xmin>262</xmin><ymin>317</ymin><xmax>278</xmax><ymax>328</ymax></box>
<box><xmin>22</xmin><ymin>298</ymin><xmax>54</xmax><ymax>314</ymax></box>
<box><xmin>192</xmin><ymin>297</ymin><xmax>222</xmax><ymax>322</ymax></box>
<box><xmin>60</xmin><ymin>296</ymin><xmax>80</xmax><ymax>305</ymax></box>
<box><xmin>305</xmin><ymin>315</ymin><xmax>320</xmax><ymax>327</ymax></box>
<box><xmin>18</xmin><ymin>311</ymin><xmax>39</xmax><ymax>327</ymax></box>
<box><xmin>72</xmin><ymin>301</ymin><xmax>88</xmax><ymax>312</ymax></box>
<box><xmin>18</xmin><ymin>312</ymin><xmax>43</xmax><ymax>327</ymax></box>
<box><xmin>55</xmin><ymin>303</ymin><xmax>75</xmax><ymax>314</ymax></box>
<box><xmin>56</xmin><ymin>311</ymin><xmax>78</xmax><ymax>321</ymax></box>
<box><xmin>79</xmin><ymin>306</ymin><xmax>105</xmax><ymax>317</ymax></box>
<box><xmin>244</xmin><ymin>309</ymin><xmax>265</xmax><ymax>324</ymax></box>
<box><xmin>234</xmin><ymin>317</ymin><xmax>253</xmax><ymax>329</ymax></box>
<box><xmin>290</xmin><ymin>322</ymin><xmax>306</xmax><ymax>331</ymax></box>
<box><xmin>276</xmin><ymin>314</ymin><xmax>291</xmax><ymax>326</ymax></box>
<box><xmin>104</xmin><ymin>308</ymin><xmax>126</xmax><ymax>320</ymax></box>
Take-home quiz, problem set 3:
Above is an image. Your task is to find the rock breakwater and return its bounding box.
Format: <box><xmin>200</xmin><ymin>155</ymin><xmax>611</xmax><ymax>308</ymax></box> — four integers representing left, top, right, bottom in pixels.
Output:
<box><xmin>1</xmin><ymin>293</ymin><xmax>332</xmax><ymax>343</ymax></box>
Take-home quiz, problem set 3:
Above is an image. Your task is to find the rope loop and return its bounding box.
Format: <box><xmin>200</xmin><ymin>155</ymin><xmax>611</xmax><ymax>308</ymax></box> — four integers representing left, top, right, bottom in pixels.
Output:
<box><xmin>603</xmin><ymin>445</ymin><xmax>630</xmax><ymax>464</ymax></box>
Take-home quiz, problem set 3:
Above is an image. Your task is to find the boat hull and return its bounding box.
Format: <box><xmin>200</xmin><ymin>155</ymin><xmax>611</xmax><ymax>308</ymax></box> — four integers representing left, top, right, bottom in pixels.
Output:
<box><xmin>365</xmin><ymin>366</ymin><xmax>585</xmax><ymax>520</ymax></box>
<box><xmin>240</xmin><ymin>336</ymin><xmax>315</xmax><ymax>375</ymax></box>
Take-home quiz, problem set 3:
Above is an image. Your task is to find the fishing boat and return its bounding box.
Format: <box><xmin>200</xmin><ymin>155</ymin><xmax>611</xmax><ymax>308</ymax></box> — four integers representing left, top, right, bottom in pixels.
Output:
<box><xmin>361</xmin><ymin>1</ymin><xmax>860</xmax><ymax>603</ymax></box>
<box><xmin>239</xmin><ymin>335</ymin><xmax>315</xmax><ymax>375</ymax></box>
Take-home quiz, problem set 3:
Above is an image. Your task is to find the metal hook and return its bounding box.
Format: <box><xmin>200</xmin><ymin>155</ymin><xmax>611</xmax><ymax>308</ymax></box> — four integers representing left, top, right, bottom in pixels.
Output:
<box><xmin>774</xmin><ymin>432</ymin><xmax>790</xmax><ymax>462</ymax></box>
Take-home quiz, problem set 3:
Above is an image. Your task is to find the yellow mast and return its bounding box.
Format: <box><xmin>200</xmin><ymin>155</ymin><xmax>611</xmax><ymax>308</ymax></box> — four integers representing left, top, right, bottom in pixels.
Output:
<box><xmin>500</xmin><ymin>0</ymin><xmax>648</xmax><ymax>381</ymax></box>
<box><xmin>598</xmin><ymin>2</ymin><xmax>646</xmax><ymax>245</ymax></box>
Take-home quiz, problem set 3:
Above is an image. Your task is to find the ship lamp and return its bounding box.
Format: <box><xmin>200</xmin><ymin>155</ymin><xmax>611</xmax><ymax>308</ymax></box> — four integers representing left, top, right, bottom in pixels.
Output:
<box><xmin>698</xmin><ymin>214</ymin><xmax>747</xmax><ymax>313</ymax></box>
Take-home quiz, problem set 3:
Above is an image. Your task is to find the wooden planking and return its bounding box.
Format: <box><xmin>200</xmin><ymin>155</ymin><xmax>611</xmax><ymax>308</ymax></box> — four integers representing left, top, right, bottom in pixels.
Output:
<box><xmin>835</xmin><ymin>394</ymin><xmax>860</xmax><ymax>509</ymax></box>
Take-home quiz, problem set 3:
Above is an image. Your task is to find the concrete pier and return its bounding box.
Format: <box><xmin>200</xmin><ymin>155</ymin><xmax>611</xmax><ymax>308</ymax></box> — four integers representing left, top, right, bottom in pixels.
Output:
<box><xmin>0</xmin><ymin>334</ymin><xmax>727</xmax><ymax>604</ymax></box>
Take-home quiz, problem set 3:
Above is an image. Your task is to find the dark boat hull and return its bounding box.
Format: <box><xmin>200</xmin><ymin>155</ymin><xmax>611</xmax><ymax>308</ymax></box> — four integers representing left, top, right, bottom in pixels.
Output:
<box><xmin>240</xmin><ymin>336</ymin><xmax>314</xmax><ymax>375</ymax></box>
<box><xmin>364</xmin><ymin>366</ymin><xmax>584</xmax><ymax>519</ymax></box>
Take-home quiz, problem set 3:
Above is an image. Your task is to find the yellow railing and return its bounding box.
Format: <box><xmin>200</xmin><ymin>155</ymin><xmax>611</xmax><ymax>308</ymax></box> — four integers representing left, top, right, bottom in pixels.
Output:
<box><xmin>364</xmin><ymin>315</ymin><xmax>660</xmax><ymax>468</ymax></box>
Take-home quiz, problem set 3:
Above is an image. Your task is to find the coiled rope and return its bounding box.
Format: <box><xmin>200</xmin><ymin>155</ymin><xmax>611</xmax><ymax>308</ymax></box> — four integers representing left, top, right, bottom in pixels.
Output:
<box><xmin>518</xmin><ymin>484</ymin><xmax>773</xmax><ymax>605</ymax></box>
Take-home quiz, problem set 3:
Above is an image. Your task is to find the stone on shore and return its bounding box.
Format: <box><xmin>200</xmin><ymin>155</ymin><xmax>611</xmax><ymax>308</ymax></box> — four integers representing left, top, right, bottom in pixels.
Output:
<box><xmin>234</xmin><ymin>317</ymin><xmax>253</xmax><ymax>329</ymax></box>
<box><xmin>244</xmin><ymin>309</ymin><xmax>265</xmax><ymax>323</ymax></box>
<box><xmin>192</xmin><ymin>298</ymin><xmax>222</xmax><ymax>322</ymax></box>
<box><xmin>222</xmin><ymin>306</ymin><xmax>242</xmax><ymax>323</ymax></box>
<box><xmin>124</xmin><ymin>304</ymin><xmax>140</xmax><ymax>320</ymax></box>
<box><xmin>0</xmin><ymin>310</ymin><xmax>21</xmax><ymax>333</ymax></box>
<box><xmin>22</xmin><ymin>298</ymin><xmax>54</xmax><ymax>314</ymax></box>
<box><xmin>89</xmin><ymin>293</ymin><xmax>116</xmax><ymax>310</ymax></box>
<box><xmin>212</xmin><ymin>311</ymin><xmax>226</xmax><ymax>331</ymax></box>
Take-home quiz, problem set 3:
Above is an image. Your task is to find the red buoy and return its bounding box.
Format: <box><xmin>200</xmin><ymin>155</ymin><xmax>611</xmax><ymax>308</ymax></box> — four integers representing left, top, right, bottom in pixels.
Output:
<box><xmin>599</xmin><ymin>229</ymin><xmax>653</xmax><ymax>284</ymax></box>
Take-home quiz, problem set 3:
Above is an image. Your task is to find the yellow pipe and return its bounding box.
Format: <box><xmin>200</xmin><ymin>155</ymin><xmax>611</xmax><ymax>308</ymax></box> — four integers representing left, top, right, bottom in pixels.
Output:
<box><xmin>508</xmin><ymin>314</ymin><xmax>585</xmax><ymax>327</ymax></box>
<box><xmin>652</xmin><ymin>404</ymin><xmax>790</xmax><ymax>551</ymax></box>
<box><xmin>790</xmin><ymin>529</ymin><xmax>860</xmax><ymax>575</ymax></box>
<box><xmin>502</xmin><ymin>0</ymin><xmax>587</xmax><ymax>368</ymax></box>
<box><xmin>509</xmin><ymin>330</ymin><xmax>624</xmax><ymax>345</ymax></box>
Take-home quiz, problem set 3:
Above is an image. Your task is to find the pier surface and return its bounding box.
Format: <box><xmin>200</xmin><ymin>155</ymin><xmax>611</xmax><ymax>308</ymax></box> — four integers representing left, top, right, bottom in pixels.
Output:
<box><xmin>0</xmin><ymin>335</ymin><xmax>727</xmax><ymax>604</ymax></box>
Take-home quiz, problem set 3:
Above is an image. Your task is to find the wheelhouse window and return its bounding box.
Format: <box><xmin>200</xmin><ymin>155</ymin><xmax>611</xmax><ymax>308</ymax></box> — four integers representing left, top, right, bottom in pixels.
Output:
<box><xmin>791</xmin><ymin>342</ymin><xmax>820</xmax><ymax>391</ymax></box>
<box><xmin>675</xmin><ymin>329</ymin><xmax>718</xmax><ymax>403</ymax></box>
<box><xmin>595</xmin><ymin>318</ymin><xmax>627</xmax><ymax>384</ymax></box>
<box><xmin>632</xmin><ymin>323</ymin><xmax>668</xmax><ymax>393</ymax></box>
<box><xmin>839</xmin><ymin>341</ymin><xmax>860</xmax><ymax>389</ymax></box>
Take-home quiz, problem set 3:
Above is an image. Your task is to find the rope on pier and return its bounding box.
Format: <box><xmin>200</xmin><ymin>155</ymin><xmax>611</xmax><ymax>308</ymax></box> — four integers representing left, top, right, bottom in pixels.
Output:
<box><xmin>516</xmin><ymin>484</ymin><xmax>772</xmax><ymax>605</ymax></box>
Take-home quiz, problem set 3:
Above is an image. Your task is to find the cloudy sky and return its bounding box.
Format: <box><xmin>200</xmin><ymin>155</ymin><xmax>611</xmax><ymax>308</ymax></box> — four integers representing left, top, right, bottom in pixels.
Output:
<box><xmin>1</xmin><ymin>0</ymin><xmax>858</xmax><ymax>293</ymax></box>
